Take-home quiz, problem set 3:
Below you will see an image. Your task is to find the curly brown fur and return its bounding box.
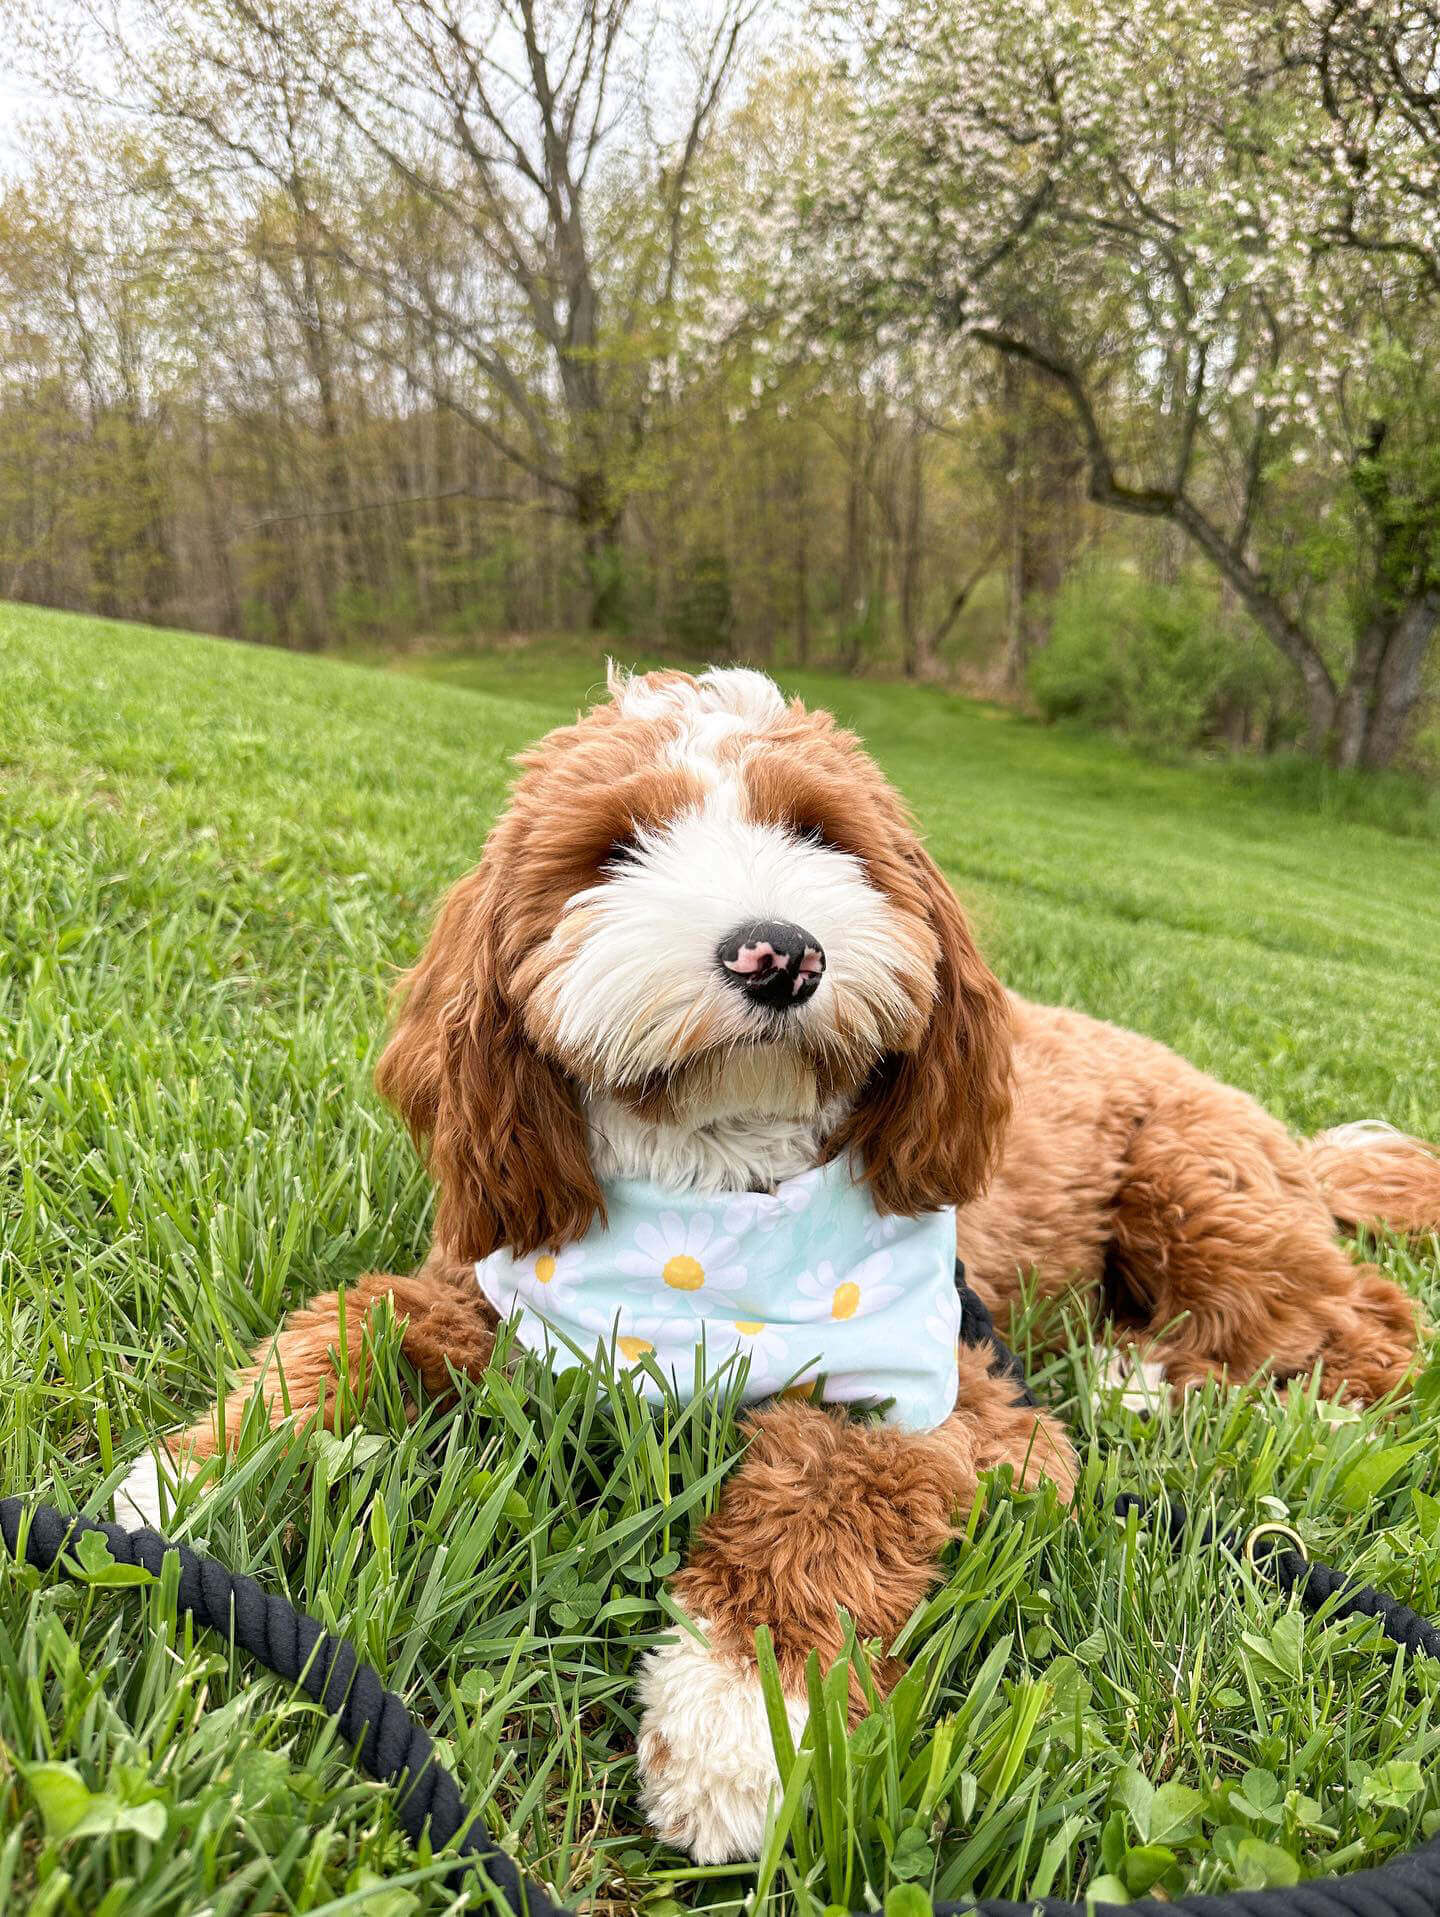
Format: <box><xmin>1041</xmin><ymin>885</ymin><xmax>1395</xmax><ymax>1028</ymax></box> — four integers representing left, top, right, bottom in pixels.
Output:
<box><xmin>670</xmin><ymin>1348</ymin><xmax>1076</xmax><ymax>1713</ymax></box>
<box><xmin>170</xmin><ymin>1261</ymin><xmax>498</xmax><ymax>1463</ymax></box>
<box><xmin>959</xmin><ymin>999</ymin><xmax>1422</xmax><ymax>1405</ymax></box>
<box><xmin>141</xmin><ymin>665</ymin><xmax>1431</xmax><ymax>1869</ymax></box>
<box><xmin>745</xmin><ymin>717</ymin><xmax>1014</xmax><ymax>1213</ymax></box>
<box><xmin>1307</xmin><ymin>1124</ymin><xmax>1440</xmax><ymax>1236</ymax></box>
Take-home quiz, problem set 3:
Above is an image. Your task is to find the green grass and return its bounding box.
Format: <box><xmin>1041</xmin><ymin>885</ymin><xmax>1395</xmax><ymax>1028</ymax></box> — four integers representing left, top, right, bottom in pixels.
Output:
<box><xmin>2</xmin><ymin>605</ymin><xmax>1439</xmax><ymax>1916</ymax></box>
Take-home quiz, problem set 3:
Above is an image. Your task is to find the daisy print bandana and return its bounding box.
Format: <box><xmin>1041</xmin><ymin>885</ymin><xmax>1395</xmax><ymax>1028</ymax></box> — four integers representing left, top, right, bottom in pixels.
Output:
<box><xmin>474</xmin><ymin>1157</ymin><xmax>961</xmax><ymax>1432</ymax></box>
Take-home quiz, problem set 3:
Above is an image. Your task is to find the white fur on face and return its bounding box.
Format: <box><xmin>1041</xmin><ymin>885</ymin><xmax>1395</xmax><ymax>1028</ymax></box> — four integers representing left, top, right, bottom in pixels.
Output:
<box><xmin>531</xmin><ymin>668</ymin><xmax>933</xmax><ymax>1110</ymax></box>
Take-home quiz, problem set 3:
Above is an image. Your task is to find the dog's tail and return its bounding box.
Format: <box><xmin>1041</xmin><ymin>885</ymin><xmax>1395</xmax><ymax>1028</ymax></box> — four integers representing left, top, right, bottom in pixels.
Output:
<box><xmin>1307</xmin><ymin>1121</ymin><xmax>1440</xmax><ymax>1236</ymax></box>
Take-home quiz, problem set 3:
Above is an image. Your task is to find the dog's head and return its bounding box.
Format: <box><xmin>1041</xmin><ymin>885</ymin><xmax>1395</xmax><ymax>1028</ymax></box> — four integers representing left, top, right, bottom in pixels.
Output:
<box><xmin>376</xmin><ymin>667</ymin><xmax>1012</xmax><ymax>1258</ymax></box>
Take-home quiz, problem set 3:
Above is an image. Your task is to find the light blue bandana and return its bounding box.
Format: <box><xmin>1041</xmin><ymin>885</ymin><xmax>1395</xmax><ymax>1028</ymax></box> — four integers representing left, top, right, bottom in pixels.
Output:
<box><xmin>474</xmin><ymin>1157</ymin><xmax>960</xmax><ymax>1432</ymax></box>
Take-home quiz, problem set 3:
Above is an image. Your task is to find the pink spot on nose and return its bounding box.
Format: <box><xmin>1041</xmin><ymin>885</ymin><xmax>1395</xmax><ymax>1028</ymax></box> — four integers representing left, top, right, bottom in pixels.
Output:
<box><xmin>792</xmin><ymin>948</ymin><xmax>824</xmax><ymax>994</ymax></box>
<box><xmin>724</xmin><ymin>940</ymin><xmax>790</xmax><ymax>977</ymax></box>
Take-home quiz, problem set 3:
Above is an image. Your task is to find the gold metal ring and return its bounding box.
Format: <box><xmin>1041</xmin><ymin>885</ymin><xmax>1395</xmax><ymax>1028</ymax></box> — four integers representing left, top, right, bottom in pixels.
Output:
<box><xmin>1244</xmin><ymin>1521</ymin><xmax>1308</xmax><ymax>1570</ymax></box>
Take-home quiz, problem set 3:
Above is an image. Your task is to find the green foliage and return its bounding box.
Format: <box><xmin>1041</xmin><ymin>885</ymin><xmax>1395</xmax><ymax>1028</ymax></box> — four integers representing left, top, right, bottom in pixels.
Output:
<box><xmin>1213</xmin><ymin>752</ymin><xmax>1440</xmax><ymax>840</ymax></box>
<box><xmin>833</xmin><ymin>595</ymin><xmax>889</xmax><ymax>676</ymax></box>
<box><xmin>329</xmin><ymin>580</ymin><xmax>422</xmax><ymax>644</ymax></box>
<box><xmin>2</xmin><ymin>605</ymin><xmax>1439</xmax><ymax>1912</ymax></box>
<box><xmin>671</xmin><ymin>549</ymin><xmax>734</xmax><ymax>656</ymax></box>
<box><xmin>1029</xmin><ymin>568</ymin><xmax>1292</xmax><ymax>751</ymax></box>
<box><xmin>237</xmin><ymin>593</ymin><xmax>280</xmax><ymax>648</ymax></box>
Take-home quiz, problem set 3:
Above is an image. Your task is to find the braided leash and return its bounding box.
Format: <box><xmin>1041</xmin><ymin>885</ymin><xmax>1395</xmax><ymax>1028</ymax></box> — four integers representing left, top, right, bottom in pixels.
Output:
<box><xmin>1110</xmin><ymin>1490</ymin><xmax>1440</xmax><ymax>1661</ymax></box>
<box><xmin>943</xmin><ymin>1289</ymin><xmax>1440</xmax><ymax>1914</ymax></box>
<box><xmin>4</xmin><ymin>1276</ymin><xmax>1440</xmax><ymax>1913</ymax></box>
<box><xmin>0</xmin><ymin>1497</ymin><xmax>564</xmax><ymax>1916</ymax></box>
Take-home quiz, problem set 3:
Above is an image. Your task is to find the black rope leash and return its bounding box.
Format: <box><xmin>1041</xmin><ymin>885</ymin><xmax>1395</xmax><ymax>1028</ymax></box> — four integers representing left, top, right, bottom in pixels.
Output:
<box><xmin>7</xmin><ymin>1491</ymin><xmax>1440</xmax><ymax>1916</ymax></box>
<box><xmin>4</xmin><ymin>1270</ymin><xmax>1440</xmax><ymax>1913</ymax></box>
<box><xmin>994</xmin><ymin>1490</ymin><xmax>1440</xmax><ymax>1917</ymax></box>
<box><xmin>1113</xmin><ymin>1488</ymin><xmax>1440</xmax><ymax>1660</ymax></box>
<box><xmin>0</xmin><ymin>1497</ymin><xmax>564</xmax><ymax>1917</ymax></box>
<box><xmin>944</xmin><ymin>1280</ymin><xmax>1440</xmax><ymax>1915</ymax></box>
<box><xmin>938</xmin><ymin>1836</ymin><xmax>1440</xmax><ymax>1917</ymax></box>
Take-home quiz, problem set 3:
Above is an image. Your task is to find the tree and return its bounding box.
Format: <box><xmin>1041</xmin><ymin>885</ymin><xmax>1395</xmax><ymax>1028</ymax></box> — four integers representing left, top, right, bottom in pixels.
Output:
<box><xmin>778</xmin><ymin>0</ymin><xmax>1440</xmax><ymax>765</ymax></box>
<box><xmin>35</xmin><ymin>0</ymin><xmax>763</xmax><ymax>630</ymax></box>
<box><xmin>1268</xmin><ymin>0</ymin><xmax>1440</xmax><ymax>767</ymax></box>
<box><xmin>0</xmin><ymin>136</ymin><xmax>178</xmax><ymax>621</ymax></box>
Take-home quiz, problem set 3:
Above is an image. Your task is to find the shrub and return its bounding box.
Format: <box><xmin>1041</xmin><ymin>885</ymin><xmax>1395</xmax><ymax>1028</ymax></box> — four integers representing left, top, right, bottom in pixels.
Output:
<box><xmin>329</xmin><ymin>580</ymin><xmax>419</xmax><ymax>642</ymax></box>
<box><xmin>1028</xmin><ymin>566</ymin><xmax>1293</xmax><ymax>751</ymax></box>
<box><xmin>671</xmin><ymin>549</ymin><xmax>734</xmax><ymax>655</ymax></box>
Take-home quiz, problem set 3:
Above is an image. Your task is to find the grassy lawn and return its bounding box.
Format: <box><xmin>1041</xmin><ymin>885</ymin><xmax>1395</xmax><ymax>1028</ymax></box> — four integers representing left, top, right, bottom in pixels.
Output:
<box><xmin>2</xmin><ymin>602</ymin><xmax>1440</xmax><ymax>1916</ymax></box>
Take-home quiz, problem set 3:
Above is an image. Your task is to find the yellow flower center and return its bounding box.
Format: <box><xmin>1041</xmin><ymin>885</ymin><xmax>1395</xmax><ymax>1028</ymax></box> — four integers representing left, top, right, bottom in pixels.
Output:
<box><xmin>831</xmin><ymin>1281</ymin><xmax>861</xmax><ymax>1320</ymax></box>
<box><xmin>534</xmin><ymin>1255</ymin><xmax>557</xmax><ymax>1284</ymax></box>
<box><xmin>733</xmin><ymin>1320</ymin><xmax>764</xmax><ymax>1335</ymax></box>
<box><xmin>618</xmin><ymin>1335</ymin><xmax>655</xmax><ymax>1361</ymax></box>
<box><xmin>663</xmin><ymin>1253</ymin><xmax>705</xmax><ymax>1291</ymax></box>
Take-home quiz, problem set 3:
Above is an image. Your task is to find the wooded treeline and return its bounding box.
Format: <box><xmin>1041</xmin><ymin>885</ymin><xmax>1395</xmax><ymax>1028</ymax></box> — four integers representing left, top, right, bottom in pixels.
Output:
<box><xmin>2</xmin><ymin>0</ymin><xmax>1437</xmax><ymax>767</ymax></box>
<box><xmin>0</xmin><ymin>125</ymin><xmax>1080</xmax><ymax>688</ymax></box>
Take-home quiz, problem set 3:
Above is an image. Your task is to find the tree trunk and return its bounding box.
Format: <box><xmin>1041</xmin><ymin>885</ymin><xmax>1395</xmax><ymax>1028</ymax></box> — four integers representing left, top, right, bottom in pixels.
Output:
<box><xmin>975</xmin><ymin>332</ymin><xmax>1346</xmax><ymax>752</ymax></box>
<box><xmin>899</xmin><ymin>430</ymin><xmax>929</xmax><ymax>678</ymax></box>
<box><xmin>1334</xmin><ymin>615</ymin><xmax>1391</xmax><ymax>770</ymax></box>
<box><xmin>1332</xmin><ymin>591</ymin><xmax>1438</xmax><ymax>770</ymax></box>
<box><xmin>1004</xmin><ymin>480</ymin><xmax>1026</xmax><ymax>691</ymax></box>
<box><xmin>999</xmin><ymin>358</ymin><xmax>1081</xmax><ymax>691</ymax></box>
<box><xmin>196</xmin><ymin>406</ymin><xmax>241</xmax><ymax>637</ymax></box>
<box><xmin>838</xmin><ymin>405</ymin><xmax>868</xmax><ymax>670</ymax></box>
<box><xmin>926</xmin><ymin>557</ymin><xmax>993</xmax><ymax>664</ymax></box>
<box><xmin>577</xmin><ymin>470</ymin><xmax>623</xmax><ymax>631</ymax></box>
<box><xmin>1360</xmin><ymin>592</ymin><xmax>1439</xmax><ymax>769</ymax></box>
<box><xmin>793</xmin><ymin>442</ymin><xmax>810</xmax><ymax>667</ymax></box>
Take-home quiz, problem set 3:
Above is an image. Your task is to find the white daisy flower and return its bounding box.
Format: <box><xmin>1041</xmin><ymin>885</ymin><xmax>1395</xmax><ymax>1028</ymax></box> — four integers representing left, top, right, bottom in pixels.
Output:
<box><xmin>484</xmin><ymin>1244</ymin><xmax>590</xmax><ymax>1324</ymax></box>
<box><xmin>567</xmin><ymin>1302</ymin><xmax>694</xmax><ymax>1370</ymax></box>
<box><xmin>863</xmin><ymin>1210</ymin><xmax>911</xmax><ymax>1251</ymax></box>
<box><xmin>719</xmin><ymin>1318</ymin><xmax>798</xmax><ymax>1394</ymax></box>
<box><xmin>614</xmin><ymin>1210</ymin><xmax>747</xmax><ymax>1297</ymax></box>
<box><xmin>791</xmin><ymin>1260</ymin><xmax>839</xmax><ymax>1320</ymax></box>
<box><xmin>483</xmin><ymin>1270</ymin><xmax>527</xmax><ymax>1319</ymax></box>
<box><xmin>924</xmin><ymin>1285</ymin><xmax>964</xmax><ymax>1354</ymax></box>
<box><xmin>723</xmin><ymin>1176</ymin><xmax>816</xmax><ymax>1239</ymax></box>
<box><xmin>512</xmin><ymin>1243</ymin><xmax>587</xmax><ymax>1306</ymax></box>
<box><xmin>794</xmin><ymin>1251</ymin><xmax>902</xmax><ymax>1322</ymax></box>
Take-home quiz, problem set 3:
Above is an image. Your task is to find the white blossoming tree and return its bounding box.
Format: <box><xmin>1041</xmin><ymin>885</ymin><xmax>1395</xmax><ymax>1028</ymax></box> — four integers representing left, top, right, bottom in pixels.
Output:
<box><xmin>771</xmin><ymin>0</ymin><xmax>1439</xmax><ymax>767</ymax></box>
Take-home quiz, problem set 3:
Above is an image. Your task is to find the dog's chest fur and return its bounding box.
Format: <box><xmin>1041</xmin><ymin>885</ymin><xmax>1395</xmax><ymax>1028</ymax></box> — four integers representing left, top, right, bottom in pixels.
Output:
<box><xmin>585</xmin><ymin>1092</ymin><xmax>849</xmax><ymax>1195</ymax></box>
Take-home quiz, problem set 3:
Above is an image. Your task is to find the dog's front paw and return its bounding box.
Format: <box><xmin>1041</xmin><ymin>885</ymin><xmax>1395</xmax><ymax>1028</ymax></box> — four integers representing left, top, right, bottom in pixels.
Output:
<box><xmin>113</xmin><ymin>1443</ymin><xmax>192</xmax><ymax>1532</ymax></box>
<box><xmin>635</xmin><ymin>1612</ymin><xmax>808</xmax><ymax>1863</ymax></box>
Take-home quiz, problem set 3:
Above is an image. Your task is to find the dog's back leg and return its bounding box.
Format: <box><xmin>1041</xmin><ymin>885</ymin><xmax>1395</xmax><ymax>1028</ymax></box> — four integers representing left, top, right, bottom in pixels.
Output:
<box><xmin>1109</xmin><ymin>1089</ymin><xmax>1418</xmax><ymax>1405</ymax></box>
<box><xmin>1307</xmin><ymin>1122</ymin><xmax>1440</xmax><ymax>1237</ymax></box>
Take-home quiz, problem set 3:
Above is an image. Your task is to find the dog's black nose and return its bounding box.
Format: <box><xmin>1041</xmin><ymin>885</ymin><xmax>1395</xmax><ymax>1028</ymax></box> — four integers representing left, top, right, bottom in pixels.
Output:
<box><xmin>717</xmin><ymin>919</ymin><xmax>826</xmax><ymax>1010</ymax></box>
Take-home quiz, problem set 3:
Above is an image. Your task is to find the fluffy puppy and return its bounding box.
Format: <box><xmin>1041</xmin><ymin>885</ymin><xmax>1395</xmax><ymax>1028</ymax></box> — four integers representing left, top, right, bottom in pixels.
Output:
<box><xmin>117</xmin><ymin>665</ymin><xmax>1437</xmax><ymax>1864</ymax></box>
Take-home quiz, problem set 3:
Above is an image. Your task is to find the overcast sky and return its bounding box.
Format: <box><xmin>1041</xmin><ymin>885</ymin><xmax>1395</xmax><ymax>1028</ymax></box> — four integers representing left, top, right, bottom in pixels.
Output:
<box><xmin>1</xmin><ymin>0</ymin><xmax>129</xmax><ymax>177</ymax></box>
<box><xmin>0</xmin><ymin>0</ymin><xmax>804</xmax><ymax>183</ymax></box>
<box><xmin>1</xmin><ymin>74</ymin><xmax>51</xmax><ymax>175</ymax></box>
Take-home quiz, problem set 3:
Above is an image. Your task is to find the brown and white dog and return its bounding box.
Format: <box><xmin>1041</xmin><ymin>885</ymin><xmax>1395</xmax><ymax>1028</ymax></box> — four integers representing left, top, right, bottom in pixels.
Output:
<box><xmin>117</xmin><ymin>664</ymin><xmax>1438</xmax><ymax>1863</ymax></box>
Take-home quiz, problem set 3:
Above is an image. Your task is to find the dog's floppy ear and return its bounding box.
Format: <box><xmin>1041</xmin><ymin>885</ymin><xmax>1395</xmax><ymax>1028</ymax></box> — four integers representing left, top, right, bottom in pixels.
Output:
<box><xmin>375</xmin><ymin>861</ymin><xmax>603</xmax><ymax>1260</ymax></box>
<box><xmin>834</xmin><ymin>847</ymin><xmax>1012</xmax><ymax>1215</ymax></box>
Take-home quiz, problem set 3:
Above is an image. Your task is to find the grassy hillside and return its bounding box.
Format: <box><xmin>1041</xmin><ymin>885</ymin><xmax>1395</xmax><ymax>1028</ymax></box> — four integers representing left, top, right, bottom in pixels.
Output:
<box><xmin>2</xmin><ymin>602</ymin><xmax>1439</xmax><ymax>1915</ymax></box>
